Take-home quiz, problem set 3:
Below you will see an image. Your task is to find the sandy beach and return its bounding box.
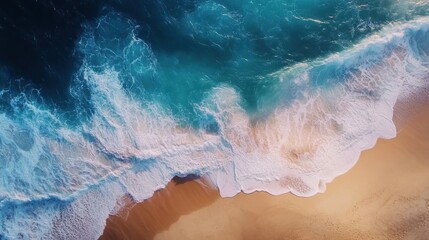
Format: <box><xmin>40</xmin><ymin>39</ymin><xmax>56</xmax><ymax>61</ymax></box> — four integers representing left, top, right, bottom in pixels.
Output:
<box><xmin>101</xmin><ymin>95</ymin><xmax>429</xmax><ymax>240</ymax></box>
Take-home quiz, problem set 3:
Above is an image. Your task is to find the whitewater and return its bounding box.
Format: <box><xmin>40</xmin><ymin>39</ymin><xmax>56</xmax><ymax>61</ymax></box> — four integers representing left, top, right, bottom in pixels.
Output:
<box><xmin>1</xmin><ymin>2</ymin><xmax>429</xmax><ymax>239</ymax></box>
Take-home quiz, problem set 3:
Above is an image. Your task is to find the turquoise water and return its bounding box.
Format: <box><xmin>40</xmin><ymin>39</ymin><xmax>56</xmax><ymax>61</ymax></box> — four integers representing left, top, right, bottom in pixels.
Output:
<box><xmin>0</xmin><ymin>1</ymin><xmax>429</xmax><ymax>239</ymax></box>
<box><xmin>74</xmin><ymin>0</ymin><xmax>429</xmax><ymax>122</ymax></box>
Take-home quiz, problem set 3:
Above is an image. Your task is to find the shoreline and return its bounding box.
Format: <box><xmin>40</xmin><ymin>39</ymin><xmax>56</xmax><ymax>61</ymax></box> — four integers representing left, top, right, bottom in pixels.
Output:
<box><xmin>101</xmin><ymin>91</ymin><xmax>429</xmax><ymax>240</ymax></box>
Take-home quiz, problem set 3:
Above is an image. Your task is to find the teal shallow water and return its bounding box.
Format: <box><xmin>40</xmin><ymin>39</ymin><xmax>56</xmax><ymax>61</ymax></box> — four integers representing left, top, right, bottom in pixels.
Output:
<box><xmin>77</xmin><ymin>0</ymin><xmax>429</xmax><ymax>122</ymax></box>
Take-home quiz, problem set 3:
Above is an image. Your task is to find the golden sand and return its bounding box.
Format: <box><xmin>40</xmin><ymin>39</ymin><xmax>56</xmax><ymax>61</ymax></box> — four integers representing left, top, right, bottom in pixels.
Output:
<box><xmin>101</xmin><ymin>100</ymin><xmax>429</xmax><ymax>240</ymax></box>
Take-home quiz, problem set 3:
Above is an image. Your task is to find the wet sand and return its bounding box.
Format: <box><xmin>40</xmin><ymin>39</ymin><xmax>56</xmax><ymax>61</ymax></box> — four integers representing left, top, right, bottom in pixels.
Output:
<box><xmin>100</xmin><ymin>177</ymin><xmax>218</xmax><ymax>240</ymax></box>
<box><xmin>101</xmin><ymin>98</ymin><xmax>429</xmax><ymax>240</ymax></box>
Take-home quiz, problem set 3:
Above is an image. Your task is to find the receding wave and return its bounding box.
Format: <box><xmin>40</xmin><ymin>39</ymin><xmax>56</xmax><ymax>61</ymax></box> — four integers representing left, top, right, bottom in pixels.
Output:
<box><xmin>1</xmin><ymin>10</ymin><xmax>429</xmax><ymax>240</ymax></box>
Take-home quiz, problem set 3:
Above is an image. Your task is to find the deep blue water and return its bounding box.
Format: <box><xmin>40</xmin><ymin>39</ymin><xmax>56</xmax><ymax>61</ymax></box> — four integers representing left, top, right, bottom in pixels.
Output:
<box><xmin>1</xmin><ymin>0</ymin><xmax>427</xmax><ymax>118</ymax></box>
<box><xmin>0</xmin><ymin>0</ymin><xmax>429</xmax><ymax>239</ymax></box>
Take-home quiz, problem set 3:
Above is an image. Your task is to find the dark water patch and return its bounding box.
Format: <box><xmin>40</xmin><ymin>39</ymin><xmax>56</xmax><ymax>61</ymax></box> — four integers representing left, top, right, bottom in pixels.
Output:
<box><xmin>173</xmin><ymin>174</ymin><xmax>200</xmax><ymax>185</ymax></box>
<box><xmin>0</xmin><ymin>0</ymin><xmax>102</xmax><ymax>109</ymax></box>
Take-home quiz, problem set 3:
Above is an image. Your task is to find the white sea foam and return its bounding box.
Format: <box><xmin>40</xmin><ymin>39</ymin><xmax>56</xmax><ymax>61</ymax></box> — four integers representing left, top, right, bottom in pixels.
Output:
<box><xmin>0</xmin><ymin>17</ymin><xmax>428</xmax><ymax>239</ymax></box>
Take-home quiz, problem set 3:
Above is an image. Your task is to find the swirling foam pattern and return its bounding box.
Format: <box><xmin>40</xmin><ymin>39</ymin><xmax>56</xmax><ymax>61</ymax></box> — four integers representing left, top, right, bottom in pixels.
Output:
<box><xmin>0</xmin><ymin>1</ymin><xmax>429</xmax><ymax>238</ymax></box>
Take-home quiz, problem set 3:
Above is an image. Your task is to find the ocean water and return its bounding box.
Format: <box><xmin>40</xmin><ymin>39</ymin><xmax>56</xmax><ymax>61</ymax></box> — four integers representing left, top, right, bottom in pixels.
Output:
<box><xmin>0</xmin><ymin>0</ymin><xmax>429</xmax><ymax>238</ymax></box>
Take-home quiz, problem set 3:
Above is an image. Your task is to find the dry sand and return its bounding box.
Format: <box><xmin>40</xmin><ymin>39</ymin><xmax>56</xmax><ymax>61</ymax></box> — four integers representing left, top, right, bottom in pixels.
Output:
<box><xmin>101</xmin><ymin>99</ymin><xmax>429</xmax><ymax>240</ymax></box>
